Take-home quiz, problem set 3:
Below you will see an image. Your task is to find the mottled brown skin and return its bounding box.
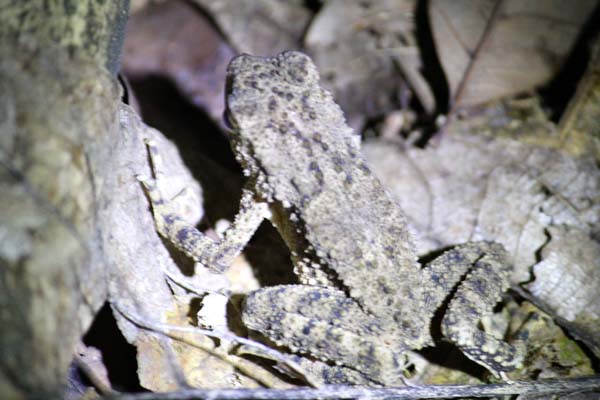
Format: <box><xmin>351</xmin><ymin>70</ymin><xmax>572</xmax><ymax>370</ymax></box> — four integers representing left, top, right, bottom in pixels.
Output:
<box><xmin>142</xmin><ymin>51</ymin><xmax>523</xmax><ymax>386</ymax></box>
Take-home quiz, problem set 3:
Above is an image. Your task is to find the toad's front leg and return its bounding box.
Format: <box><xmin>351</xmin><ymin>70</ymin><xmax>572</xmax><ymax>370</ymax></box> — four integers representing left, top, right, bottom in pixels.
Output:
<box><xmin>139</xmin><ymin>139</ymin><xmax>270</xmax><ymax>273</ymax></box>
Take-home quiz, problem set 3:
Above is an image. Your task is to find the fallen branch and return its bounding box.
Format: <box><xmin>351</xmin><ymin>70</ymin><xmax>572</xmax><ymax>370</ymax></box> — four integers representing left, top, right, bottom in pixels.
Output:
<box><xmin>105</xmin><ymin>375</ymin><xmax>600</xmax><ymax>400</ymax></box>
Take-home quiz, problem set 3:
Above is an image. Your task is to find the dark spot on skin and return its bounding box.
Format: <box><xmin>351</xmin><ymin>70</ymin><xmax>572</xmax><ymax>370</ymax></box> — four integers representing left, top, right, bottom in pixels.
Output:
<box><xmin>275</xmin><ymin>287</ymin><xmax>287</xmax><ymax>295</ymax></box>
<box><xmin>279</xmin><ymin>123</ymin><xmax>288</xmax><ymax>134</ymax></box>
<box><xmin>365</xmin><ymin>322</ymin><xmax>382</xmax><ymax>334</ymax></box>
<box><xmin>309</xmin><ymin>111</ymin><xmax>317</xmax><ymax>120</ymax></box>
<box><xmin>379</xmin><ymin>282</ymin><xmax>392</xmax><ymax>294</ymax></box>
<box><xmin>332</xmin><ymin>308</ymin><xmax>343</xmax><ymax>319</ymax></box>
<box><xmin>286</xmin><ymin>92</ymin><xmax>294</xmax><ymax>101</ymax></box>
<box><xmin>393</xmin><ymin>313</ymin><xmax>411</xmax><ymax>331</ymax></box>
<box><xmin>176</xmin><ymin>228</ymin><xmax>190</xmax><ymax>242</ymax></box>
<box><xmin>323</xmin><ymin>368</ymin><xmax>346</xmax><ymax>383</ymax></box>
<box><xmin>344</xmin><ymin>175</ymin><xmax>353</xmax><ymax>185</ymax></box>
<box><xmin>312</xmin><ymin>133</ymin><xmax>329</xmax><ymax>151</ymax></box>
<box><xmin>358</xmin><ymin>344</ymin><xmax>377</xmax><ymax>369</ymax></box>
<box><xmin>268</xmin><ymin>97</ymin><xmax>277</xmax><ymax>111</ymax></box>
<box><xmin>387</xmin><ymin>226</ymin><xmax>404</xmax><ymax>237</ymax></box>
<box><xmin>301</xmin><ymin>95</ymin><xmax>310</xmax><ymax>107</ymax></box>
<box><xmin>378</xmin><ymin>279</ymin><xmax>395</xmax><ymax>295</ymax></box>
<box><xmin>308</xmin><ymin>291</ymin><xmax>322</xmax><ymax>301</ymax></box>
<box><xmin>422</xmin><ymin>292</ymin><xmax>436</xmax><ymax>306</ymax></box>
<box><xmin>245</xmin><ymin>79</ymin><xmax>259</xmax><ymax>89</ymax></box>
<box><xmin>252</xmin><ymin>64</ymin><xmax>261</xmax><ymax>71</ymax></box>
<box><xmin>384</xmin><ymin>246</ymin><xmax>394</xmax><ymax>259</ymax></box>
<box><xmin>163</xmin><ymin>214</ymin><xmax>176</xmax><ymax>225</ymax></box>
<box><xmin>472</xmin><ymin>331</ymin><xmax>486</xmax><ymax>348</ymax></box>
<box><xmin>470</xmin><ymin>278</ymin><xmax>487</xmax><ymax>296</ymax></box>
<box><xmin>332</xmin><ymin>156</ymin><xmax>344</xmax><ymax>173</ymax></box>
<box><xmin>359</xmin><ymin>163</ymin><xmax>370</xmax><ymax>174</ymax></box>
<box><xmin>309</xmin><ymin>161</ymin><xmax>319</xmax><ymax>171</ymax></box>
<box><xmin>302</xmin><ymin>321</ymin><xmax>314</xmax><ymax>335</ymax></box>
<box><xmin>288</xmin><ymin>64</ymin><xmax>306</xmax><ymax>83</ymax></box>
<box><xmin>315</xmin><ymin>172</ymin><xmax>324</xmax><ymax>184</ymax></box>
<box><xmin>258</xmin><ymin>72</ymin><xmax>268</xmax><ymax>79</ymax></box>
<box><xmin>289</xmin><ymin>123</ymin><xmax>301</xmax><ymax>138</ymax></box>
<box><xmin>301</xmin><ymin>139</ymin><xmax>313</xmax><ymax>156</ymax></box>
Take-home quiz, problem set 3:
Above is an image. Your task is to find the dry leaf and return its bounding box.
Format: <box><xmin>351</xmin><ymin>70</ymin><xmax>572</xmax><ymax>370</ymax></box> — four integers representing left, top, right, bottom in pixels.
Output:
<box><xmin>364</xmin><ymin>132</ymin><xmax>599</xmax><ymax>283</ymax></box>
<box><xmin>429</xmin><ymin>0</ymin><xmax>596</xmax><ymax>108</ymax></box>
<box><xmin>194</xmin><ymin>0</ymin><xmax>311</xmax><ymax>56</ymax></box>
<box><xmin>364</xmin><ymin>130</ymin><xmax>599</xmax><ymax>359</ymax></box>
<box><xmin>109</xmin><ymin>106</ymin><xmax>294</xmax><ymax>389</ymax></box>
<box><xmin>509</xmin><ymin>302</ymin><xmax>594</xmax><ymax>379</ymax></box>
<box><xmin>123</xmin><ymin>1</ymin><xmax>235</xmax><ymax>126</ymax></box>
<box><xmin>305</xmin><ymin>0</ymin><xmax>431</xmax><ymax>123</ymax></box>
<box><xmin>527</xmin><ymin>226</ymin><xmax>600</xmax><ymax>358</ymax></box>
<box><xmin>106</xmin><ymin>106</ymin><xmax>223</xmax><ymax>390</ymax></box>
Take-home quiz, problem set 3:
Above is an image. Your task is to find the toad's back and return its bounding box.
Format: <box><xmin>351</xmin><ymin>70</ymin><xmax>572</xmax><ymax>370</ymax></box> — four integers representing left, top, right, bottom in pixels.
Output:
<box><xmin>226</xmin><ymin>52</ymin><xmax>425</xmax><ymax>330</ymax></box>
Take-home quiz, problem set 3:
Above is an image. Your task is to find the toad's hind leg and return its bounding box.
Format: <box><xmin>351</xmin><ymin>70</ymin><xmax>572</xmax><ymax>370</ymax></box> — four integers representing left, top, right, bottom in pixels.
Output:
<box><xmin>138</xmin><ymin>139</ymin><xmax>269</xmax><ymax>273</ymax></box>
<box><xmin>433</xmin><ymin>242</ymin><xmax>524</xmax><ymax>376</ymax></box>
<box><xmin>243</xmin><ymin>285</ymin><xmax>407</xmax><ymax>386</ymax></box>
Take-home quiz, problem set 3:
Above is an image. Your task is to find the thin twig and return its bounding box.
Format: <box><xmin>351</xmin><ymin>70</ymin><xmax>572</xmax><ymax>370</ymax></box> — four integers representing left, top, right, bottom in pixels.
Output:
<box><xmin>105</xmin><ymin>375</ymin><xmax>600</xmax><ymax>400</ymax></box>
<box><xmin>111</xmin><ymin>302</ymin><xmax>318</xmax><ymax>387</ymax></box>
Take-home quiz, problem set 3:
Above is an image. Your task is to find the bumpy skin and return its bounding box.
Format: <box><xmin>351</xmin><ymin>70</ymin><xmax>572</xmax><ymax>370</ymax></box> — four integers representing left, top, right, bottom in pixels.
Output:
<box><xmin>227</xmin><ymin>52</ymin><xmax>522</xmax><ymax>384</ymax></box>
<box><xmin>143</xmin><ymin>51</ymin><xmax>523</xmax><ymax>386</ymax></box>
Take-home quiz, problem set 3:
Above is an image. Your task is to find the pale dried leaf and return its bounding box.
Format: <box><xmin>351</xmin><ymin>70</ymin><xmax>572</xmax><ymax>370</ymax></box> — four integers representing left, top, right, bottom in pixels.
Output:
<box><xmin>364</xmin><ymin>132</ymin><xmax>599</xmax><ymax>281</ymax></box>
<box><xmin>110</xmin><ymin>106</ymin><xmax>289</xmax><ymax>389</ymax></box>
<box><xmin>429</xmin><ymin>0</ymin><xmax>596</xmax><ymax>108</ymax></box>
<box><xmin>110</xmin><ymin>106</ymin><xmax>245</xmax><ymax>389</ymax></box>
<box><xmin>194</xmin><ymin>0</ymin><xmax>310</xmax><ymax>56</ymax></box>
<box><xmin>527</xmin><ymin>226</ymin><xmax>600</xmax><ymax>358</ymax></box>
<box><xmin>134</xmin><ymin>294</ymin><xmax>268</xmax><ymax>391</ymax></box>
<box><xmin>305</xmin><ymin>0</ymin><xmax>429</xmax><ymax>122</ymax></box>
<box><xmin>364</xmin><ymin>131</ymin><xmax>599</xmax><ymax>355</ymax></box>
